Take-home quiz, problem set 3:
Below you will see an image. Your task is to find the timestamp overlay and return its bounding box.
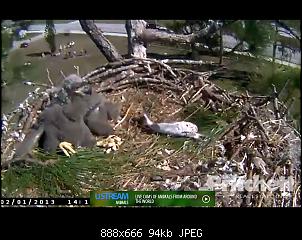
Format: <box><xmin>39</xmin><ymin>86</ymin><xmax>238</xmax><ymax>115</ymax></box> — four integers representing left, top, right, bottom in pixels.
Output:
<box><xmin>90</xmin><ymin>191</ymin><xmax>215</xmax><ymax>207</ymax></box>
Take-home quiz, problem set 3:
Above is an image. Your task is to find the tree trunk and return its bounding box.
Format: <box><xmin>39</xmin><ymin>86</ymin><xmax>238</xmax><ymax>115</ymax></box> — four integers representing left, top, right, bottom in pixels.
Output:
<box><xmin>45</xmin><ymin>20</ymin><xmax>56</xmax><ymax>53</ymax></box>
<box><xmin>219</xmin><ymin>28</ymin><xmax>223</xmax><ymax>65</ymax></box>
<box><xmin>272</xmin><ymin>42</ymin><xmax>277</xmax><ymax>64</ymax></box>
<box><xmin>272</xmin><ymin>25</ymin><xmax>278</xmax><ymax>64</ymax></box>
<box><xmin>125</xmin><ymin>20</ymin><xmax>148</xmax><ymax>58</ymax></box>
<box><xmin>79</xmin><ymin>20</ymin><xmax>123</xmax><ymax>62</ymax></box>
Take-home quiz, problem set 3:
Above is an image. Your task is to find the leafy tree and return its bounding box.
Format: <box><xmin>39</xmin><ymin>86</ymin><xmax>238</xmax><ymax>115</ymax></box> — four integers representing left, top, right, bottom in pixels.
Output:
<box><xmin>45</xmin><ymin>20</ymin><xmax>56</xmax><ymax>53</ymax></box>
<box><xmin>227</xmin><ymin>20</ymin><xmax>275</xmax><ymax>54</ymax></box>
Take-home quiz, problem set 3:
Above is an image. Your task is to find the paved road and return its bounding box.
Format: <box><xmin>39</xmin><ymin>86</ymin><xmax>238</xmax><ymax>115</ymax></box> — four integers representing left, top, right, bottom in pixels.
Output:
<box><xmin>27</xmin><ymin>22</ymin><xmax>127</xmax><ymax>34</ymax></box>
<box><xmin>11</xmin><ymin>22</ymin><xmax>127</xmax><ymax>51</ymax></box>
<box><xmin>15</xmin><ymin>21</ymin><xmax>301</xmax><ymax>66</ymax></box>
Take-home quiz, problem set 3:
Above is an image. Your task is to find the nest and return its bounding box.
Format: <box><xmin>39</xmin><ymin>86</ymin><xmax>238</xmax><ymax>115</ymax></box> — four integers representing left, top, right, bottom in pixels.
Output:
<box><xmin>1</xmin><ymin>57</ymin><xmax>300</xmax><ymax>207</ymax></box>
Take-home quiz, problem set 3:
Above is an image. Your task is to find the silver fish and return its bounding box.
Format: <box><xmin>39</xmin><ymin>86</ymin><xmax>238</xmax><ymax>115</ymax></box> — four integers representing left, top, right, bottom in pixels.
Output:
<box><xmin>143</xmin><ymin>113</ymin><xmax>202</xmax><ymax>139</ymax></box>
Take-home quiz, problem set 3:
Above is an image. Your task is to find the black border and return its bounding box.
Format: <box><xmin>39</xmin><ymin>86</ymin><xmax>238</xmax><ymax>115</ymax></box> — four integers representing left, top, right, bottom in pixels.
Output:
<box><xmin>1</xmin><ymin>4</ymin><xmax>301</xmax><ymax>239</ymax></box>
<box><xmin>1</xmin><ymin>0</ymin><xmax>302</xmax><ymax>19</ymax></box>
<box><xmin>1</xmin><ymin>207</ymin><xmax>302</xmax><ymax>239</ymax></box>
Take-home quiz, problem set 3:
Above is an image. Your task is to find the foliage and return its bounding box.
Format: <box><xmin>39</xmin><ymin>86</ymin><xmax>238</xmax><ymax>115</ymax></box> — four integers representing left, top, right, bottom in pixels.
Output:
<box><xmin>1</xmin><ymin>29</ymin><xmax>13</xmax><ymax>56</ymax></box>
<box><xmin>277</xmin><ymin>35</ymin><xmax>300</xmax><ymax>50</ymax></box>
<box><xmin>280</xmin><ymin>20</ymin><xmax>300</xmax><ymax>33</ymax></box>
<box><xmin>45</xmin><ymin>20</ymin><xmax>56</xmax><ymax>53</ymax></box>
<box><xmin>161</xmin><ymin>20</ymin><xmax>186</xmax><ymax>33</ymax></box>
<box><xmin>248</xmin><ymin>62</ymin><xmax>300</xmax><ymax>128</ymax></box>
<box><xmin>12</xmin><ymin>20</ymin><xmax>33</xmax><ymax>30</ymax></box>
<box><xmin>1</xmin><ymin>148</ymin><xmax>130</xmax><ymax>197</ymax></box>
<box><xmin>228</xmin><ymin>20</ymin><xmax>275</xmax><ymax>54</ymax></box>
<box><xmin>182</xmin><ymin>103</ymin><xmax>239</xmax><ymax>131</ymax></box>
<box><xmin>248</xmin><ymin>62</ymin><xmax>300</xmax><ymax>95</ymax></box>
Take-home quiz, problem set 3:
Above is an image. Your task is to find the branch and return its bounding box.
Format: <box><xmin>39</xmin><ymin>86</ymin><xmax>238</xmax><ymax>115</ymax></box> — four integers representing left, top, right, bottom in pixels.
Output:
<box><xmin>79</xmin><ymin>20</ymin><xmax>123</xmax><ymax>62</ymax></box>
<box><xmin>229</xmin><ymin>40</ymin><xmax>244</xmax><ymax>54</ymax></box>
<box><xmin>274</xmin><ymin>20</ymin><xmax>301</xmax><ymax>41</ymax></box>
<box><xmin>142</xmin><ymin>28</ymin><xmax>195</xmax><ymax>44</ymax></box>
<box><xmin>126</xmin><ymin>20</ymin><xmax>217</xmax><ymax>59</ymax></box>
<box><xmin>161</xmin><ymin>59</ymin><xmax>207</xmax><ymax>65</ymax></box>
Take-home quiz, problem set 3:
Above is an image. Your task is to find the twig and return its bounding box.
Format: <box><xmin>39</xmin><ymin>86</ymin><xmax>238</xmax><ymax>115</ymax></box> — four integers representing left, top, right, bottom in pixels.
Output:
<box><xmin>180</xmin><ymin>85</ymin><xmax>193</xmax><ymax>100</ymax></box>
<box><xmin>133</xmin><ymin>57</ymin><xmax>177</xmax><ymax>78</ymax></box>
<box><xmin>293</xmin><ymin>185</ymin><xmax>300</xmax><ymax>207</ymax></box>
<box><xmin>82</xmin><ymin>67</ymin><xmax>106</xmax><ymax>80</ymax></box>
<box><xmin>46</xmin><ymin>68</ymin><xmax>54</xmax><ymax>86</ymax></box>
<box><xmin>101</xmin><ymin>77</ymin><xmax>182</xmax><ymax>93</ymax></box>
<box><xmin>245</xmin><ymin>113</ymin><xmax>269</xmax><ymax>141</ymax></box>
<box><xmin>109</xmin><ymin>89</ymin><xmax>128</xmax><ymax>96</ymax></box>
<box><xmin>135</xmin><ymin>176</ymin><xmax>146</xmax><ymax>190</ymax></box>
<box><xmin>184</xmin><ymin>105</ymin><xmax>204</xmax><ymax>121</ymax></box>
<box><xmin>168</xmin><ymin>107</ymin><xmax>184</xmax><ymax>117</ymax></box>
<box><xmin>114</xmin><ymin>103</ymin><xmax>133</xmax><ymax>130</ymax></box>
<box><xmin>122</xmin><ymin>178</ymin><xmax>132</xmax><ymax>188</ymax></box>
<box><xmin>176</xmin><ymin>68</ymin><xmax>214</xmax><ymax>77</ymax></box>
<box><xmin>74</xmin><ymin>65</ymin><xmax>80</xmax><ymax>76</ymax></box>
<box><xmin>23</xmin><ymin>81</ymin><xmax>52</xmax><ymax>88</ymax></box>
<box><xmin>272</xmin><ymin>84</ymin><xmax>280</xmax><ymax>119</ymax></box>
<box><xmin>188</xmin><ymin>84</ymin><xmax>209</xmax><ymax>103</ymax></box>
<box><xmin>161</xmin><ymin>59</ymin><xmax>209</xmax><ymax>65</ymax></box>
<box><xmin>60</xmin><ymin>70</ymin><xmax>66</xmax><ymax>78</ymax></box>
<box><xmin>87</xmin><ymin>65</ymin><xmax>139</xmax><ymax>83</ymax></box>
<box><xmin>257</xmin><ymin>194</ymin><xmax>265</xmax><ymax>207</ymax></box>
<box><xmin>278</xmin><ymin>78</ymin><xmax>291</xmax><ymax>100</ymax></box>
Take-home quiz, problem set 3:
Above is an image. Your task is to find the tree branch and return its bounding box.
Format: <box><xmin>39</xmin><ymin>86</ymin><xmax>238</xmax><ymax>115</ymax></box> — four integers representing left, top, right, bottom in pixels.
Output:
<box><xmin>79</xmin><ymin>20</ymin><xmax>123</xmax><ymax>62</ymax></box>
<box><xmin>274</xmin><ymin>20</ymin><xmax>301</xmax><ymax>41</ymax></box>
<box><xmin>125</xmin><ymin>20</ymin><xmax>215</xmax><ymax>58</ymax></box>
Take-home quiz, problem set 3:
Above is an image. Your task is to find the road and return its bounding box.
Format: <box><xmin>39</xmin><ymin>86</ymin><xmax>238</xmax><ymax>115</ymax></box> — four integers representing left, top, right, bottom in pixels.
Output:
<box><xmin>14</xmin><ymin>21</ymin><xmax>301</xmax><ymax>67</ymax></box>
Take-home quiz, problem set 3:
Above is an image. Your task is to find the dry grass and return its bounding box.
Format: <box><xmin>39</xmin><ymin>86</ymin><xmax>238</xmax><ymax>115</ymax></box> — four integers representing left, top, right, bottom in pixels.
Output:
<box><xmin>103</xmin><ymin>87</ymin><xmax>200</xmax><ymax>190</ymax></box>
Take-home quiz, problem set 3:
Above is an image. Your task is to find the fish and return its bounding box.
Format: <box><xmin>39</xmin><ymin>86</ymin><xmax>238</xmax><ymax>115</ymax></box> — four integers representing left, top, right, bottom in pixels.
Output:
<box><xmin>143</xmin><ymin>113</ymin><xmax>203</xmax><ymax>139</ymax></box>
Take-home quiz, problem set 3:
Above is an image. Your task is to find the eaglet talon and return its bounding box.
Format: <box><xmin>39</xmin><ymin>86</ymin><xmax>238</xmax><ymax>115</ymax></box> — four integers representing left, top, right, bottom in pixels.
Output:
<box><xmin>59</xmin><ymin>141</ymin><xmax>76</xmax><ymax>157</ymax></box>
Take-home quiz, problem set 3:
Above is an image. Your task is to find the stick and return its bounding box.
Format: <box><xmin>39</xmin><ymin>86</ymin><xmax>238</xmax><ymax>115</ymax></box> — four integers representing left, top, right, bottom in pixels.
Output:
<box><xmin>161</xmin><ymin>59</ymin><xmax>209</xmax><ymax>65</ymax></box>
<box><xmin>293</xmin><ymin>185</ymin><xmax>300</xmax><ymax>207</ymax></box>
<box><xmin>46</xmin><ymin>68</ymin><xmax>54</xmax><ymax>86</ymax></box>
<box><xmin>168</xmin><ymin>107</ymin><xmax>183</xmax><ymax>117</ymax></box>
<box><xmin>60</xmin><ymin>70</ymin><xmax>66</xmax><ymax>79</ymax></box>
<box><xmin>245</xmin><ymin>112</ymin><xmax>269</xmax><ymax>140</ymax></box>
<box><xmin>184</xmin><ymin>105</ymin><xmax>204</xmax><ymax>121</ymax></box>
<box><xmin>114</xmin><ymin>103</ymin><xmax>133</xmax><ymax>130</ymax></box>
<box><xmin>188</xmin><ymin>84</ymin><xmax>209</xmax><ymax>103</ymax></box>
<box><xmin>87</xmin><ymin>64</ymin><xmax>139</xmax><ymax>83</ymax></box>
<box><xmin>133</xmin><ymin>57</ymin><xmax>177</xmax><ymax>78</ymax></box>
<box><xmin>272</xmin><ymin>84</ymin><xmax>280</xmax><ymax>119</ymax></box>
<box><xmin>23</xmin><ymin>81</ymin><xmax>52</xmax><ymax>88</ymax></box>
<box><xmin>74</xmin><ymin>65</ymin><xmax>80</xmax><ymax>76</ymax></box>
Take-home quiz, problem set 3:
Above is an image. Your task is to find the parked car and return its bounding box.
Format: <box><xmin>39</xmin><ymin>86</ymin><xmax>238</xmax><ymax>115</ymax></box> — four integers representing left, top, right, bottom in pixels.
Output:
<box><xmin>20</xmin><ymin>42</ymin><xmax>29</xmax><ymax>48</ymax></box>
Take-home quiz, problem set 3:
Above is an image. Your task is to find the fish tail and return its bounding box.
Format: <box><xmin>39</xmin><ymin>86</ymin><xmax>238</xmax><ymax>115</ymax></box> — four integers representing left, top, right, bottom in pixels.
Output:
<box><xmin>143</xmin><ymin>113</ymin><xmax>153</xmax><ymax>126</ymax></box>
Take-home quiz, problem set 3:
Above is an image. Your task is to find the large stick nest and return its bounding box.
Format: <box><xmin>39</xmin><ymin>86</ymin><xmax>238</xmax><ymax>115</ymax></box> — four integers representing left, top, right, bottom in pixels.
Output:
<box><xmin>1</xmin><ymin>57</ymin><xmax>301</xmax><ymax>207</ymax></box>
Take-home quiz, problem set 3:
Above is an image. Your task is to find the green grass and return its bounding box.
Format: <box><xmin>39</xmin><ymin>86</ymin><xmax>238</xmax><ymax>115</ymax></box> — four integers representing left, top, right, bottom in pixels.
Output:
<box><xmin>1</xmin><ymin>148</ymin><xmax>132</xmax><ymax>197</ymax></box>
<box><xmin>2</xmin><ymin>33</ymin><xmax>129</xmax><ymax>113</ymax></box>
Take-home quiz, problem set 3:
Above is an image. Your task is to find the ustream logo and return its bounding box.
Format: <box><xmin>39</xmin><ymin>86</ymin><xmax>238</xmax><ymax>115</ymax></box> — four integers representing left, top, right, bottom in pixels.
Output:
<box><xmin>95</xmin><ymin>192</ymin><xmax>129</xmax><ymax>201</ymax></box>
